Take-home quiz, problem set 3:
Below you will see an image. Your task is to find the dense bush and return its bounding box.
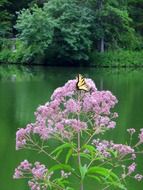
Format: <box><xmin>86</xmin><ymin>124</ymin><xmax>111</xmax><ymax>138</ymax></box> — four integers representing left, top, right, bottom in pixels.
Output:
<box><xmin>0</xmin><ymin>39</ymin><xmax>33</xmax><ymax>64</ymax></box>
<box><xmin>90</xmin><ymin>50</ymin><xmax>143</xmax><ymax>67</ymax></box>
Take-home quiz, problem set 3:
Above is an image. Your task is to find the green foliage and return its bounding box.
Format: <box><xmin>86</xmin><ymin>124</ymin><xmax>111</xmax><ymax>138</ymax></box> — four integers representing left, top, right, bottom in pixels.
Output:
<box><xmin>49</xmin><ymin>164</ymin><xmax>73</xmax><ymax>173</ymax></box>
<box><xmin>15</xmin><ymin>0</ymin><xmax>93</xmax><ymax>62</ymax></box>
<box><xmin>90</xmin><ymin>50</ymin><xmax>143</xmax><ymax>67</ymax></box>
<box><xmin>1</xmin><ymin>0</ymin><xmax>143</xmax><ymax>65</ymax></box>
<box><xmin>0</xmin><ymin>39</ymin><xmax>33</xmax><ymax>63</ymax></box>
<box><xmin>16</xmin><ymin>5</ymin><xmax>54</xmax><ymax>57</ymax></box>
<box><xmin>0</xmin><ymin>0</ymin><xmax>12</xmax><ymax>38</ymax></box>
<box><xmin>128</xmin><ymin>0</ymin><xmax>143</xmax><ymax>35</ymax></box>
<box><xmin>79</xmin><ymin>164</ymin><xmax>88</xmax><ymax>180</ymax></box>
<box><xmin>90</xmin><ymin>0</ymin><xmax>136</xmax><ymax>51</ymax></box>
<box><xmin>87</xmin><ymin>166</ymin><xmax>127</xmax><ymax>189</ymax></box>
<box><xmin>44</xmin><ymin>0</ymin><xmax>93</xmax><ymax>61</ymax></box>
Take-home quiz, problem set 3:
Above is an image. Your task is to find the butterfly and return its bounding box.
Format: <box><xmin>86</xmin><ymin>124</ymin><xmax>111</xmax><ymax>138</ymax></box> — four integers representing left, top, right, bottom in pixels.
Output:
<box><xmin>76</xmin><ymin>74</ymin><xmax>89</xmax><ymax>92</ymax></box>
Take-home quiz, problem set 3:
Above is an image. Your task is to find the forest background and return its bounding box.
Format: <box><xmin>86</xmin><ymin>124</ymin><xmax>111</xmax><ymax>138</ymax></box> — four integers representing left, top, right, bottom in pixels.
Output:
<box><xmin>0</xmin><ymin>0</ymin><xmax>143</xmax><ymax>66</ymax></box>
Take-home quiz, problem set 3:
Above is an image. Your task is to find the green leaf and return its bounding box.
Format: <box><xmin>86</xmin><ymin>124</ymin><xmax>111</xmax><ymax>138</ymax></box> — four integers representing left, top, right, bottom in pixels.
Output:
<box><xmin>106</xmin><ymin>181</ymin><xmax>127</xmax><ymax>190</ymax></box>
<box><xmin>79</xmin><ymin>153</ymin><xmax>91</xmax><ymax>160</ymax></box>
<box><xmin>65</xmin><ymin>149</ymin><xmax>73</xmax><ymax>164</ymax></box>
<box><xmin>72</xmin><ymin>152</ymin><xmax>91</xmax><ymax>160</ymax></box>
<box><xmin>55</xmin><ymin>149</ymin><xmax>63</xmax><ymax>159</ymax></box>
<box><xmin>87</xmin><ymin>166</ymin><xmax>126</xmax><ymax>189</ymax></box>
<box><xmin>65</xmin><ymin>187</ymin><xmax>75</xmax><ymax>190</ymax></box>
<box><xmin>87</xmin><ymin>166</ymin><xmax>120</xmax><ymax>182</ymax></box>
<box><xmin>55</xmin><ymin>178</ymin><xmax>69</xmax><ymax>188</ymax></box>
<box><xmin>87</xmin><ymin>174</ymin><xmax>102</xmax><ymax>182</ymax></box>
<box><xmin>82</xmin><ymin>144</ymin><xmax>96</xmax><ymax>153</ymax></box>
<box><xmin>49</xmin><ymin>164</ymin><xmax>73</xmax><ymax>173</ymax></box>
<box><xmin>82</xmin><ymin>144</ymin><xmax>96</xmax><ymax>158</ymax></box>
<box><xmin>80</xmin><ymin>164</ymin><xmax>88</xmax><ymax>181</ymax></box>
<box><xmin>51</xmin><ymin>143</ymin><xmax>73</xmax><ymax>155</ymax></box>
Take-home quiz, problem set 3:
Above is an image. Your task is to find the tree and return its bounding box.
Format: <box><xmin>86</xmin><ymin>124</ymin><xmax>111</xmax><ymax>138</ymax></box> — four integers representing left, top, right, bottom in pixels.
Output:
<box><xmin>0</xmin><ymin>0</ymin><xmax>12</xmax><ymax>38</ymax></box>
<box><xmin>128</xmin><ymin>0</ymin><xmax>143</xmax><ymax>35</ymax></box>
<box><xmin>15</xmin><ymin>0</ymin><xmax>94</xmax><ymax>62</ymax></box>
<box><xmin>89</xmin><ymin>0</ymin><xmax>135</xmax><ymax>52</ymax></box>
<box><xmin>0</xmin><ymin>0</ymin><xmax>46</xmax><ymax>39</ymax></box>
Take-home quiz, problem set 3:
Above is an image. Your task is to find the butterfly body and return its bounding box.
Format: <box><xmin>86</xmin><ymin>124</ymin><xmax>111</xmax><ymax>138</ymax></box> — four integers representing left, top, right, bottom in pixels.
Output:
<box><xmin>76</xmin><ymin>74</ymin><xmax>89</xmax><ymax>92</ymax></box>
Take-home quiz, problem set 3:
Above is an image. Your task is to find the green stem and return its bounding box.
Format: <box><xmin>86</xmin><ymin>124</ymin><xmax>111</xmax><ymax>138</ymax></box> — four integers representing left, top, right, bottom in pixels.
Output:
<box><xmin>27</xmin><ymin>136</ymin><xmax>80</xmax><ymax>179</ymax></box>
<box><xmin>78</xmin><ymin>132</ymin><xmax>83</xmax><ymax>190</ymax></box>
<box><xmin>77</xmin><ymin>91</ymin><xmax>84</xmax><ymax>190</ymax></box>
<box><xmin>84</xmin><ymin>130</ymin><xmax>96</xmax><ymax>146</ymax></box>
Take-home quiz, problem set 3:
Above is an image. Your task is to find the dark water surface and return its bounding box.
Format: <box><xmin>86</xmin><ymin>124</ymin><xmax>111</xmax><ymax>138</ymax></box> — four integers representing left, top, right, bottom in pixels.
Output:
<box><xmin>0</xmin><ymin>66</ymin><xmax>143</xmax><ymax>190</ymax></box>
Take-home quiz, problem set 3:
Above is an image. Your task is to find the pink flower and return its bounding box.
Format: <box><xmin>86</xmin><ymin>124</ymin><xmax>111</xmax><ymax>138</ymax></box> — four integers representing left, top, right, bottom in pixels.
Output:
<box><xmin>13</xmin><ymin>168</ymin><xmax>23</xmax><ymax>179</ymax></box>
<box><xmin>16</xmin><ymin>124</ymin><xmax>33</xmax><ymax>150</ymax></box>
<box><xmin>55</xmin><ymin>122</ymin><xmax>64</xmax><ymax>131</ymax></box>
<box><xmin>20</xmin><ymin>160</ymin><xmax>32</xmax><ymax>170</ymax></box>
<box><xmin>107</xmin><ymin>121</ymin><xmax>116</xmax><ymax>129</ymax></box>
<box><xmin>13</xmin><ymin>160</ymin><xmax>32</xmax><ymax>179</ymax></box>
<box><xmin>65</xmin><ymin>98</ymin><xmax>80</xmax><ymax>112</ymax></box>
<box><xmin>139</xmin><ymin>129</ymin><xmax>143</xmax><ymax>142</ymax></box>
<box><xmin>33</xmin><ymin>125</ymin><xmax>54</xmax><ymax>140</ymax></box>
<box><xmin>112</xmin><ymin>112</ymin><xmax>118</xmax><ymax>118</ymax></box>
<box><xmin>128</xmin><ymin>163</ymin><xmax>136</xmax><ymax>175</ymax></box>
<box><xmin>92</xmin><ymin>139</ymin><xmax>111</xmax><ymax>157</ymax></box>
<box><xmin>64</xmin><ymin>119</ymin><xmax>87</xmax><ymax>132</ymax></box>
<box><xmin>51</xmin><ymin>80</ymin><xmax>77</xmax><ymax>100</ymax></box>
<box><xmin>113</xmin><ymin>144</ymin><xmax>134</xmax><ymax>156</ymax></box>
<box><xmin>134</xmin><ymin>174</ymin><xmax>143</xmax><ymax>181</ymax></box>
<box><xmin>32</xmin><ymin>162</ymin><xmax>47</xmax><ymax>179</ymax></box>
<box><xmin>28</xmin><ymin>181</ymin><xmax>40</xmax><ymax>190</ymax></box>
<box><xmin>14</xmin><ymin>160</ymin><xmax>50</xmax><ymax>188</ymax></box>
<box><xmin>127</xmin><ymin>128</ymin><xmax>136</xmax><ymax>135</ymax></box>
<box><xmin>15</xmin><ymin>76</ymin><xmax>118</xmax><ymax>146</ymax></box>
<box><xmin>131</xmin><ymin>153</ymin><xmax>136</xmax><ymax>160</ymax></box>
<box><xmin>85</xmin><ymin>78</ymin><xmax>97</xmax><ymax>90</ymax></box>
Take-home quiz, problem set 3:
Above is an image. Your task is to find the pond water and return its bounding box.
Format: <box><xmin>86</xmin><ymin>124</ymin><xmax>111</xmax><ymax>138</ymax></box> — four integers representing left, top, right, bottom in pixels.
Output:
<box><xmin>0</xmin><ymin>66</ymin><xmax>143</xmax><ymax>190</ymax></box>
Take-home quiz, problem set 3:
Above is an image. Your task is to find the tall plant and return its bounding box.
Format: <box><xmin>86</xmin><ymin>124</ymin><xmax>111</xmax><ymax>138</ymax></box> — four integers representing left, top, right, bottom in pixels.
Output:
<box><xmin>14</xmin><ymin>76</ymin><xmax>143</xmax><ymax>190</ymax></box>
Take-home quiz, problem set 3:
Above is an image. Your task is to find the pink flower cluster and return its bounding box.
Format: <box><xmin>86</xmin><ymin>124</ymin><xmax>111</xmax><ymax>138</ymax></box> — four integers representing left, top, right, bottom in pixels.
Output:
<box><xmin>16</xmin><ymin>124</ymin><xmax>33</xmax><ymax>150</ymax></box>
<box><xmin>92</xmin><ymin>139</ymin><xmax>135</xmax><ymax>158</ymax></box>
<box><xmin>135</xmin><ymin>174</ymin><xmax>143</xmax><ymax>181</ymax></box>
<box><xmin>127</xmin><ymin>162</ymin><xmax>136</xmax><ymax>175</ymax></box>
<box><xmin>14</xmin><ymin>77</ymin><xmax>143</xmax><ymax>188</ymax></box>
<box><xmin>13</xmin><ymin>160</ymin><xmax>48</xmax><ymax>179</ymax></box>
<box><xmin>92</xmin><ymin>139</ymin><xmax>112</xmax><ymax>158</ymax></box>
<box><xmin>127</xmin><ymin>128</ymin><xmax>136</xmax><ymax>135</ymax></box>
<box><xmin>16</xmin><ymin>78</ymin><xmax>118</xmax><ymax>149</ymax></box>
<box><xmin>113</xmin><ymin>144</ymin><xmax>134</xmax><ymax>157</ymax></box>
<box><xmin>139</xmin><ymin>129</ymin><xmax>143</xmax><ymax>142</ymax></box>
<box><xmin>13</xmin><ymin>160</ymin><xmax>51</xmax><ymax>190</ymax></box>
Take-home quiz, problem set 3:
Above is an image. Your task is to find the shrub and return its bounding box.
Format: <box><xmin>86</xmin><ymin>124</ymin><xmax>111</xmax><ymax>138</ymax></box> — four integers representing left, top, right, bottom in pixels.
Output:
<box><xmin>90</xmin><ymin>50</ymin><xmax>143</xmax><ymax>67</ymax></box>
<box><xmin>0</xmin><ymin>39</ymin><xmax>33</xmax><ymax>64</ymax></box>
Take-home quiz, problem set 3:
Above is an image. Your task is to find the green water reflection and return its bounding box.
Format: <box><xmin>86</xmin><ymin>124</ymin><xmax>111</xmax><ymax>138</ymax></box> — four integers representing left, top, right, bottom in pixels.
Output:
<box><xmin>0</xmin><ymin>66</ymin><xmax>143</xmax><ymax>190</ymax></box>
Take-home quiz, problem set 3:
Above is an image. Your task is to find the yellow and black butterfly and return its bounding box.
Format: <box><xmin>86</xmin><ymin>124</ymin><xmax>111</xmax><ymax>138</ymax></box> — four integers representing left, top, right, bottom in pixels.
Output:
<box><xmin>76</xmin><ymin>74</ymin><xmax>89</xmax><ymax>92</ymax></box>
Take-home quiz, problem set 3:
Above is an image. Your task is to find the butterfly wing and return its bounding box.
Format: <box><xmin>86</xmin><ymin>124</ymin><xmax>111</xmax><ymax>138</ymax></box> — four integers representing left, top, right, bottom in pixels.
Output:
<box><xmin>77</xmin><ymin>74</ymin><xmax>89</xmax><ymax>92</ymax></box>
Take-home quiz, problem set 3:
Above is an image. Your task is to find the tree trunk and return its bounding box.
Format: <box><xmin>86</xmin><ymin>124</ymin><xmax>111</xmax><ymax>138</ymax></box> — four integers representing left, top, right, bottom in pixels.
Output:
<box><xmin>98</xmin><ymin>0</ymin><xmax>105</xmax><ymax>52</ymax></box>
<box><xmin>100</xmin><ymin>37</ymin><xmax>105</xmax><ymax>52</ymax></box>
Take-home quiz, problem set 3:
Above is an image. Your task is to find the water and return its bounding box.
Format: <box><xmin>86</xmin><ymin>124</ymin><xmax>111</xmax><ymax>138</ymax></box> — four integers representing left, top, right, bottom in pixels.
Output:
<box><xmin>0</xmin><ymin>66</ymin><xmax>143</xmax><ymax>190</ymax></box>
